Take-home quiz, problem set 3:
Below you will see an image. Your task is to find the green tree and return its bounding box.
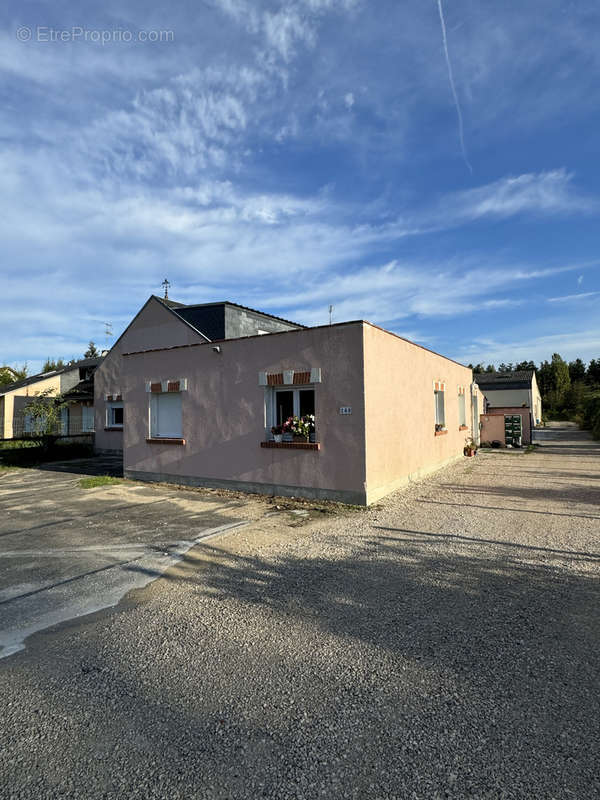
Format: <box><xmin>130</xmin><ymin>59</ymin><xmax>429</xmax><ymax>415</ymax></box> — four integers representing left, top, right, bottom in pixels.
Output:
<box><xmin>568</xmin><ymin>358</ymin><xmax>586</xmax><ymax>384</ymax></box>
<box><xmin>497</xmin><ymin>362</ymin><xmax>514</xmax><ymax>373</ymax></box>
<box><xmin>548</xmin><ymin>353</ymin><xmax>571</xmax><ymax>410</ymax></box>
<box><xmin>587</xmin><ymin>359</ymin><xmax>600</xmax><ymax>385</ymax></box>
<box><xmin>565</xmin><ymin>381</ymin><xmax>586</xmax><ymax>413</ymax></box>
<box><xmin>21</xmin><ymin>388</ymin><xmax>67</xmax><ymax>448</ymax></box>
<box><xmin>42</xmin><ymin>358</ymin><xmax>65</xmax><ymax>373</ymax></box>
<box><xmin>84</xmin><ymin>341</ymin><xmax>99</xmax><ymax>358</ymax></box>
<box><xmin>537</xmin><ymin>360</ymin><xmax>552</xmax><ymax>399</ymax></box>
<box><xmin>515</xmin><ymin>360</ymin><xmax>536</xmax><ymax>371</ymax></box>
<box><xmin>0</xmin><ymin>363</ymin><xmax>28</xmax><ymax>387</ymax></box>
<box><xmin>581</xmin><ymin>394</ymin><xmax>600</xmax><ymax>439</ymax></box>
<box><xmin>484</xmin><ymin>364</ymin><xmax>496</xmax><ymax>373</ymax></box>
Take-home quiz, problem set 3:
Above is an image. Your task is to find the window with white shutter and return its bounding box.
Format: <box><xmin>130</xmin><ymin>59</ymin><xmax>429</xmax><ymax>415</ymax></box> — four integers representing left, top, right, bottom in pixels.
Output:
<box><xmin>150</xmin><ymin>392</ymin><xmax>182</xmax><ymax>438</ymax></box>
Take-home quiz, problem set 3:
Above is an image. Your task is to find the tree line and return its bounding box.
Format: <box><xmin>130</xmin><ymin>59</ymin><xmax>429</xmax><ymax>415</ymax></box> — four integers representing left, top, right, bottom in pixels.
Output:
<box><xmin>468</xmin><ymin>354</ymin><xmax>600</xmax><ymax>438</ymax></box>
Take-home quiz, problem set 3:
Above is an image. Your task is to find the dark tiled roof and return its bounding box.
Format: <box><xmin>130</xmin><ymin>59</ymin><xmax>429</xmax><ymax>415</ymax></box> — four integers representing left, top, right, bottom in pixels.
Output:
<box><xmin>62</xmin><ymin>378</ymin><xmax>94</xmax><ymax>401</ymax></box>
<box><xmin>175</xmin><ymin>306</ymin><xmax>226</xmax><ymax>341</ymax></box>
<box><xmin>475</xmin><ymin>370</ymin><xmax>535</xmax><ymax>387</ymax></box>
<box><xmin>153</xmin><ymin>295</ymin><xmax>305</xmax><ymax>334</ymax></box>
<box><xmin>0</xmin><ymin>357</ymin><xmax>103</xmax><ymax>395</ymax></box>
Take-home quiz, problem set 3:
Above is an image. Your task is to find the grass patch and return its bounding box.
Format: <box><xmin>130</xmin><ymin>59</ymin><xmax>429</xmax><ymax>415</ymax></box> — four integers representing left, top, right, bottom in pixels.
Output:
<box><xmin>0</xmin><ymin>439</ymin><xmax>40</xmax><ymax>450</ymax></box>
<box><xmin>79</xmin><ymin>475</ymin><xmax>123</xmax><ymax>489</ymax></box>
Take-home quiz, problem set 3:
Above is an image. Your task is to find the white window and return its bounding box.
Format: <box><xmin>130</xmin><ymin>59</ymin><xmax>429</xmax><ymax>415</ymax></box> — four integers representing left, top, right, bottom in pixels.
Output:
<box><xmin>434</xmin><ymin>390</ymin><xmax>445</xmax><ymax>427</ymax></box>
<box><xmin>82</xmin><ymin>405</ymin><xmax>95</xmax><ymax>432</ymax></box>
<box><xmin>60</xmin><ymin>407</ymin><xmax>69</xmax><ymax>435</ymax></box>
<box><xmin>150</xmin><ymin>392</ymin><xmax>182</xmax><ymax>438</ymax></box>
<box><xmin>458</xmin><ymin>393</ymin><xmax>466</xmax><ymax>427</ymax></box>
<box><xmin>106</xmin><ymin>402</ymin><xmax>123</xmax><ymax>428</ymax></box>
<box><xmin>270</xmin><ymin>387</ymin><xmax>315</xmax><ymax>427</ymax></box>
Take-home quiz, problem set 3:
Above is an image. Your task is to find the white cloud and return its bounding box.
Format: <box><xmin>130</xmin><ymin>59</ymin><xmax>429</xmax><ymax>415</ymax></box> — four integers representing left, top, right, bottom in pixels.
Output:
<box><xmin>435</xmin><ymin>170</ymin><xmax>596</xmax><ymax>224</ymax></box>
<box><xmin>2</xmin><ymin>0</ymin><xmax>600</xmax><ymax>371</ymax></box>
<box><xmin>263</xmin><ymin>8</ymin><xmax>316</xmax><ymax>61</ymax></box>
<box><xmin>457</xmin><ymin>329</ymin><xmax>600</xmax><ymax>367</ymax></box>
<box><xmin>547</xmin><ymin>291</ymin><xmax>599</xmax><ymax>303</ymax></box>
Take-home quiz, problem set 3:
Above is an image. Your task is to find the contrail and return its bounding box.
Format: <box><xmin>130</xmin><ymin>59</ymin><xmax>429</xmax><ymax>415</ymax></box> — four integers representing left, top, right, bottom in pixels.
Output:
<box><xmin>436</xmin><ymin>0</ymin><xmax>472</xmax><ymax>173</ymax></box>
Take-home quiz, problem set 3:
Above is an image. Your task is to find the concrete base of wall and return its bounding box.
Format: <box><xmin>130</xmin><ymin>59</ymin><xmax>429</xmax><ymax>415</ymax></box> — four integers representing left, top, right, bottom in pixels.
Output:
<box><xmin>124</xmin><ymin>469</ymin><xmax>367</xmax><ymax>506</ymax></box>
<box><xmin>366</xmin><ymin>453</ymin><xmax>464</xmax><ymax>505</ymax></box>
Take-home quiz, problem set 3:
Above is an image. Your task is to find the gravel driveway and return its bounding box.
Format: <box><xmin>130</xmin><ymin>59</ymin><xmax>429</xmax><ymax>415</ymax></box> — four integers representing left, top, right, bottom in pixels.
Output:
<box><xmin>1</xmin><ymin>423</ymin><xmax>598</xmax><ymax>799</ymax></box>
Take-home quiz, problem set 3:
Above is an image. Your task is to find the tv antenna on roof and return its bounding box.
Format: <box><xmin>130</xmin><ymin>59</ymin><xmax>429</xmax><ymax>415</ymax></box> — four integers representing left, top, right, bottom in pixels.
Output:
<box><xmin>103</xmin><ymin>322</ymin><xmax>113</xmax><ymax>351</ymax></box>
<box><xmin>162</xmin><ymin>278</ymin><xmax>170</xmax><ymax>300</ymax></box>
<box><xmin>329</xmin><ymin>304</ymin><xmax>333</xmax><ymax>325</ymax></box>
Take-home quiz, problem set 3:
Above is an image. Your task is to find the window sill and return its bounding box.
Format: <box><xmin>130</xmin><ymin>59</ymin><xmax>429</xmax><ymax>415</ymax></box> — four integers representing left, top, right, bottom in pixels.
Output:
<box><xmin>261</xmin><ymin>441</ymin><xmax>320</xmax><ymax>450</ymax></box>
<box><xmin>459</xmin><ymin>425</ymin><xmax>468</xmax><ymax>431</ymax></box>
<box><xmin>146</xmin><ymin>437</ymin><xmax>186</xmax><ymax>445</ymax></box>
<box><xmin>104</xmin><ymin>426</ymin><xmax>123</xmax><ymax>431</ymax></box>
<box><xmin>434</xmin><ymin>429</ymin><xmax>448</xmax><ymax>436</ymax></box>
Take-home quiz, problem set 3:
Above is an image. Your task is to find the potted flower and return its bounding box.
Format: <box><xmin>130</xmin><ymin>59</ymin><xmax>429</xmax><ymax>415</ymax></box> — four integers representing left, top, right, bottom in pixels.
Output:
<box><xmin>271</xmin><ymin>424</ymin><xmax>284</xmax><ymax>443</ymax></box>
<box><xmin>464</xmin><ymin>437</ymin><xmax>477</xmax><ymax>457</ymax></box>
<box><xmin>282</xmin><ymin>417</ymin><xmax>294</xmax><ymax>442</ymax></box>
<box><xmin>290</xmin><ymin>415</ymin><xmax>311</xmax><ymax>441</ymax></box>
<box><xmin>305</xmin><ymin>413</ymin><xmax>316</xmax><ymax>443</ymax></box>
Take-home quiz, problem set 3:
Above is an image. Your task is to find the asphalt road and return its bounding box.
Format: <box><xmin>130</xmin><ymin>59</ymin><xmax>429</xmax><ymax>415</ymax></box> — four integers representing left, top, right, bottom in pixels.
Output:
<box><xmin>0</xmin><ymin>460</ymin><xmax>248</xmax><ymax>658</ymax></box>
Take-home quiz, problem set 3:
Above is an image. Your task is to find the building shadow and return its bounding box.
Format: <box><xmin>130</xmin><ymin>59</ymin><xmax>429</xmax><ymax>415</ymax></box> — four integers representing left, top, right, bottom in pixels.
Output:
<box><xmin>35</xmin><ymin>454</ymin><xmax>124</xmax><ymax>477</ymax></box>
<box><xmin>3</xmin><ymin>524</ymin><xmax>599</xmax><ymax>798</ymax></box>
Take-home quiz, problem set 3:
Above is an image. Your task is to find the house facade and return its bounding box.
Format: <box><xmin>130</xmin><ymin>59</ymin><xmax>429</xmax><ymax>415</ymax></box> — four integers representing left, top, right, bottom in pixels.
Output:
<box><xmin>0</xmin><ymin>358</ymin><xmax>102</xmax><ymax>439</ymax></box>
<box><xmin>96</xmin><ymin>298</ymin><xmax>481</xmax><ymax>505</ymax></box>
<box><xmin>475</xmin><ymin>370</ymin><xmax>542</xmax><ymax>427</ymax></box>
<box><xmin>94</xmin><ymin>295</ymin><xmax>303</xmax><ymax>454</ymax></box>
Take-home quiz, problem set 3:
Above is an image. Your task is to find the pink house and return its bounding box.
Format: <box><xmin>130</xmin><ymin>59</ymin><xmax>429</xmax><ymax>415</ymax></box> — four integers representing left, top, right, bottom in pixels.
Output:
<box><xmin>95</xmin><ymin>296</ymin><xmax>482</xmax><ymax>505</ymax></box>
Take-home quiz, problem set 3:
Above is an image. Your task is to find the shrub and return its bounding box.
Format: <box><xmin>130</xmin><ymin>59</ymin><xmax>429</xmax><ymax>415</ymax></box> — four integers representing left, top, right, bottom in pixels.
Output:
<box><xmin>582</xmin><ymin>395</ymin><xmax>600</xmax><ymax>428</ymax></box>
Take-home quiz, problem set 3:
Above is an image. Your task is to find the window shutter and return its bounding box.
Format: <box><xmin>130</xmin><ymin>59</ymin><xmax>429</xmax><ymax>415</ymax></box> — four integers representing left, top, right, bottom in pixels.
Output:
<box><xmin>156</xmin><ymin>393</ymin><xmax>182</xmax><ymax>438</ymax></box>
<box><xmin>150</xmin><ymin>395</ymin><xmax>159</xmax><ymax>437</ymax></box>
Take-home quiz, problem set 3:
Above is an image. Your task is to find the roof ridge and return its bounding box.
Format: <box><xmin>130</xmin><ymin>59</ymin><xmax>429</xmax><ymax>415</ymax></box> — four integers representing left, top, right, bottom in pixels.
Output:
<box><xmin>0</xmin><ymin>357</ymin><xmax>103</xmax><ymax>395</ymax></box>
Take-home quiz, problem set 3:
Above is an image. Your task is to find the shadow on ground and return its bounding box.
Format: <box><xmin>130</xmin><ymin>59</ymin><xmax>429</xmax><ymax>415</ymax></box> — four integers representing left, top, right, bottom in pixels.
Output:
<box><xmin>35</xmin><ymin>454</ymin><xmax>124</xmax><ymax>477</ymax></box>
<box><xmin>5</xmin><ymin>527</ymin><xmax>594</xmax><ymax>797</ymax></box>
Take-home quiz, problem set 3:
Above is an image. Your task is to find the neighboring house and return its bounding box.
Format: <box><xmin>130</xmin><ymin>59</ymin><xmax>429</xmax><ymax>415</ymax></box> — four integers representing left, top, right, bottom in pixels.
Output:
<box><xmin>95</xmin><ymin>296</ymin><xmax>483</xmax><ymax>505</ymax></box>
<box><xmin>475</xmin><ymin>370</ymin><xmax>542</xmax><ymax>425</ymax></box>
<box><xmin>475</xmin><ymin>370</ymin><xmax>541</xmax><ymax>448</ymax></box>
<box><xmin>94</xmin><ymin>295</ymin><xmax>304</xmax><ymax>454</ymax></box>
<box><xmin>0</xmin><ymin>358</ymin><xmax>103</xmax><ymax>439</ymax></box>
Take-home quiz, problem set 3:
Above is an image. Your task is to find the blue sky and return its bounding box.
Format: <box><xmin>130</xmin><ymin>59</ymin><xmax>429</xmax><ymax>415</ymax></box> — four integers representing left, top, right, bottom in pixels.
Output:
<box><xmin>2</xmin><ymin>0</ymin><xmax>599</xmax><ymax>373</ymax></box>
